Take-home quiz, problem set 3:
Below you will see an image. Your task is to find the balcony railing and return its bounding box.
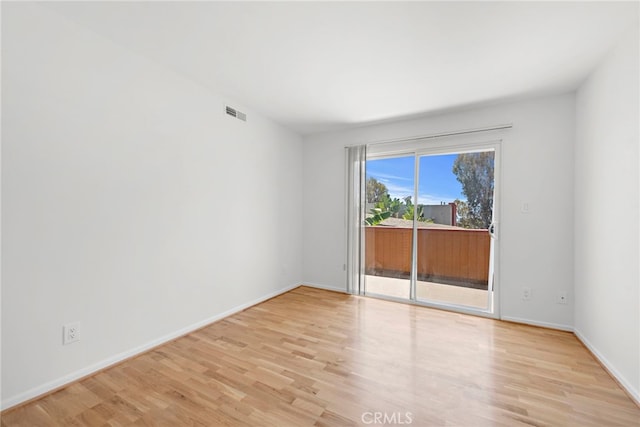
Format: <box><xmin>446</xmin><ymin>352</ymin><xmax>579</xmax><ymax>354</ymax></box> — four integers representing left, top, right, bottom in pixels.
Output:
<box><xmin>365</xmin><ymin>226</ymin><xmax>490</xmax><ymax>289</ymax></box>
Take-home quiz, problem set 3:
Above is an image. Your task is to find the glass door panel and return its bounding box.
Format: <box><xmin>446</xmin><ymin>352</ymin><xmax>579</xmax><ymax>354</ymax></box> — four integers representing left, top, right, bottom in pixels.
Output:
<box><xmin>364</xmin><ymin>156</ymin><xmax>415</xmax><ymax>300</ymax></box>
<box><xmin>415</xmin><ymin>151</ymin><xmax>495</xmax><ymax>309</ymax></box>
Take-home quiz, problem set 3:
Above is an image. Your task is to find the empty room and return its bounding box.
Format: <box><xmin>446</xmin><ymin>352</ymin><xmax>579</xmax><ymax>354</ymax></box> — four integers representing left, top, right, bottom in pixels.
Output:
<box><xmin>1</xmin><ymin>1</ymin><xmax>639</xmax><ymax>426</ymax></box>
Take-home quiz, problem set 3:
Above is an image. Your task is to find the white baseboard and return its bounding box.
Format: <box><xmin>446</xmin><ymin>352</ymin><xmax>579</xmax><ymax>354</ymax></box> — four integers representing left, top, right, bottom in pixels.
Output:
<box><xmin>6</xmin><ymin>286</ymin><xmax>637</xmax><ymax>412</ymax></box>
<box><xmin>574</xmin><ymin>328</ymin><xmax>640</xmax><ymax>405</ymax></box>
<box><xmin>500</xmin><ymin>315</ymin><xmax>574</xmax><ymax>332</ymax></box>
<box><xmin>1</xmin><ymin>283</ymin><xmax>300</xmax><ymax>411</ymax></box>
<box><xmin>503</xmin><ymin>317</ymin><xmax>639</xmax><ymax>405</ymax></box>
<box><xmin>300</xmin><ymin>282</ymin><xmax>348</xmax><ymax>294</ymax></box>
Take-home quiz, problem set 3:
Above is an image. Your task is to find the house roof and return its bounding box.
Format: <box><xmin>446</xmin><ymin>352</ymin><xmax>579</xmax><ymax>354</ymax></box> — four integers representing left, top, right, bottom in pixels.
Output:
<box><xmin>376</xmin><ymin>217</ymin><xmax>468</xmax><ymax>230</ymax></box>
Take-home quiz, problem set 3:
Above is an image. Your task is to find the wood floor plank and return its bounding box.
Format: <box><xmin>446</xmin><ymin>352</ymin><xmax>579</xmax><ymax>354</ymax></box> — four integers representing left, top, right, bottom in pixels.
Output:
<box><xmin>2</xmin><ymin>286</ymin><xmax>639</xmax><ymax>426</ymax></box>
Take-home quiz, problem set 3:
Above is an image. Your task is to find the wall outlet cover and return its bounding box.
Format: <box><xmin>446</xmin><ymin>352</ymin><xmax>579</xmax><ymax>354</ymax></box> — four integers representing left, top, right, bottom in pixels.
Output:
<box><xmin>63</xmin><ymin>322</ymin><xmax>81</xmax><ymax>345</ymax></box>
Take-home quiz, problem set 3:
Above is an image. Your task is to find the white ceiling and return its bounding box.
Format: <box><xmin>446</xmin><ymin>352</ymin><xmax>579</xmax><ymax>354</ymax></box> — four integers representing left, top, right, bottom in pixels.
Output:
<box><xmin>42</xmin><ymin>1</ymin><xmax>638</xmax><ymax>135</ymax></box>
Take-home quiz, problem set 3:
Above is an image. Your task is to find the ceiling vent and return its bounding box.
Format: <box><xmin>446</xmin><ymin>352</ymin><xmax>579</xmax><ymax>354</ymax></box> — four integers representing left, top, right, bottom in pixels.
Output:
<box><xmin>225</xmin><ymin>105</ymin><xmax>246</xmax><ymax>122</ymax></box>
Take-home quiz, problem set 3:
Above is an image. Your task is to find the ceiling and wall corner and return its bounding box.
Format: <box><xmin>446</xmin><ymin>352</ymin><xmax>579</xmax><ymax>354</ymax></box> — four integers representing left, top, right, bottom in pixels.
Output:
<box><xmin>39</xmin><ymin>1</ymin><xmax>638</xmax><ymax>135</ymax></box>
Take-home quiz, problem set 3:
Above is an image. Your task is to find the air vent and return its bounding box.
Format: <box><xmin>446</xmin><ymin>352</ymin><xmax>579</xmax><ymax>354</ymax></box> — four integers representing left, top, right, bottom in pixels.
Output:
<box><xmin>225</xmin><ymin>105</ymin><xmax>246</xmax><ymax>122</ymax></box>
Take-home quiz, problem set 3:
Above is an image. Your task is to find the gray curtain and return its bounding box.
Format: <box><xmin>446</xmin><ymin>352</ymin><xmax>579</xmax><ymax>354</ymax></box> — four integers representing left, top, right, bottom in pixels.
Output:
<box><xmin>345</xmin><ymin>145</ymin><xmax>366</xmax><ymax>295</ymax></box>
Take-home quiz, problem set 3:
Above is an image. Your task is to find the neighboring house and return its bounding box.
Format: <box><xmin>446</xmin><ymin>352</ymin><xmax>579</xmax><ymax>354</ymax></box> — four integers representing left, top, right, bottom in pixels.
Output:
<box><xmin>423</xmin><ymin>203</ymin><xmax>457</xmax><ymax>226</ymax></box>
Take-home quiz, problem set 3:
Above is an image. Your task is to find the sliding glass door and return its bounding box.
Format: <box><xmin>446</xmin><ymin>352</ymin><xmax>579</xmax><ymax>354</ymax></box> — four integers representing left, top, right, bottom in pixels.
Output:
<box><xmin>361</xmin><ymin>141</ymin><xmax>499</xmax><ymax>314</ymax></box>
<box><xmin>415</xmin><ymin>150</ymin><xmax>495</xmax><ymax>310</ymax></box>
<box><xmin>364</xmin><ymin>155</ymin><xmax>415</xmax><ymax>300</ymax></box>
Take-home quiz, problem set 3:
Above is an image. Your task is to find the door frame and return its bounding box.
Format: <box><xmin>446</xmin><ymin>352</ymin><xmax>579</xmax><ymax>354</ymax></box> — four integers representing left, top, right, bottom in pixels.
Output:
<box><xmin>364</xmin><ymin>135</ymin><xmax>502</xmax><ymax>319</ymax></box>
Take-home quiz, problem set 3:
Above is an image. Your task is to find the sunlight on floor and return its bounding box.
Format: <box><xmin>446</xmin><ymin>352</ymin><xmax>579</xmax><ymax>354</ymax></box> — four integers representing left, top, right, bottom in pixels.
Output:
<box><xmin>365</xmin><ymin>275</ymin><xmax>488</xmax><ymax>309</ymax></box>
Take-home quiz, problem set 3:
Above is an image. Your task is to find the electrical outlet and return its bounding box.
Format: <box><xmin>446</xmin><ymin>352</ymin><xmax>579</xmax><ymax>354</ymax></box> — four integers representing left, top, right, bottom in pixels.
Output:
<box><xmin>521</xmin><ymin>202</ymin><xmax>531</xmax><ymax>214</ymax></box>
<box><xmin>557</xmin><ymin>291</ymin><xmax>568</xmax><ymax>305</ymax></box>
<box><xmin>63</xmin><ymin>322</ymin><xmax>80</xmax><ymax>345</ymax></box>
<box><xmin>522</xmin><ymin>287</ymin><xmax>531</xmax><ymax>301</ymax></box>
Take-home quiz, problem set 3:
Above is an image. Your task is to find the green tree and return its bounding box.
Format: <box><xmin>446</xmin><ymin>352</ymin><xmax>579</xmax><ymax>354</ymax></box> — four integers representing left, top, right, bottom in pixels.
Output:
<box><xmin>453</xmin><ymin>199</ymin><xmax>472</xmax><ymax>228</ymax></box>
<box><xmin>376</xmin><ymin>196</ymin><xmax>403</xmax><ymax>218</ymax></box>
<box><xmin>401</xmin><ymin>196</ymin><xmax>431</xmax><ymax>222</ymax></box>
<box><xmin>452</xmin><ymin>153</ymin><xmax>494</xmax><ymax>229</ymax></box>
<box><xmin>401</xmin><ymin>196</ymin><xmax>421</xmax><ymax>221</ymax></box>
<box><xmin>364</xmin><ymin>208</ymin><xmax>391</xmax><ymax>226</ymax></box>
<box><xmin>366</xmin><ymin>177</ymin><xmax>436</xmax><ymax>224</ymax></box>
<box><xmin>366</xmin><ymin>177</ymin><xmax>389</xmax><ymax>204</ymax></box>
<box><xmin>403</xmin><ymin>204</ymin><xmax>425</xmax><ymax>221</ymax></box>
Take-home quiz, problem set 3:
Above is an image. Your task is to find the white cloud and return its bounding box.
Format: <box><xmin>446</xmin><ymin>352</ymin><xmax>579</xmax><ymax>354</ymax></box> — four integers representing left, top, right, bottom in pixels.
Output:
<box><xmin>385</xmin><ymin>183</ymin><xmax>459</xmax><ymax>205</ymax></box>
<box><xmin>370</xmin><ymin>172</ymin><xmax>463</xmax><ymax>205</ymax></box>
<box><xmin>385</xmin><ymin>183</ymin><xmax>414</xmax><ymax>199</ymax></box>
<box><xmin>367</xmin><ymin>172</ymin><xmax>413</xmax><ymax>182</ymax></box>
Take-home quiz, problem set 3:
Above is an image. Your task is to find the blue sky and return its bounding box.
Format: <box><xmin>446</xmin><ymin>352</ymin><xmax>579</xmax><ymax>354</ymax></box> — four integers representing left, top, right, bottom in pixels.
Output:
<box><xmin>366</xmin><ymin>154</ymin><xmax>464</xmax><ymax>205</ymax></box>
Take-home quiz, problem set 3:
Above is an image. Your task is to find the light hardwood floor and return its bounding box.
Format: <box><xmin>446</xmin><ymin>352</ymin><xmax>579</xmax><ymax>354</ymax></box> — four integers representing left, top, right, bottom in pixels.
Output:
<box><xmin>2</xmin><ymin>286</ymin><xmax>638</xmax><ymax>426</ymax></box>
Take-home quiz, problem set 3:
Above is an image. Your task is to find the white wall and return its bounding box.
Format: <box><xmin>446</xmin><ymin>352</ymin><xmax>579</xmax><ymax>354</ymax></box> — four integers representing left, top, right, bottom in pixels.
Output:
<box><xmin>1</xmin><ymin>3</ymin><xmax>303</xmax><ymax>408</ymax></box>
<box><xmin>303</xmin><ymin>94</ymin><xmax>576</xmax><ymax>329</ymax></box>
<box><xmin>575</xmin><ymin>25</ymin><xmax>639</xmax><ymax>401</ymax></box>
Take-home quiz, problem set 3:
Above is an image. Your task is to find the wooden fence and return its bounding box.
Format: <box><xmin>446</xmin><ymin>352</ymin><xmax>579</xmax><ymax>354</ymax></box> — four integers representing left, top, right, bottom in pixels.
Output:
<box><xmin>365</xmin><ymin>226</ymin><xmax>490</xmax><ymax>288</ymax></box>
